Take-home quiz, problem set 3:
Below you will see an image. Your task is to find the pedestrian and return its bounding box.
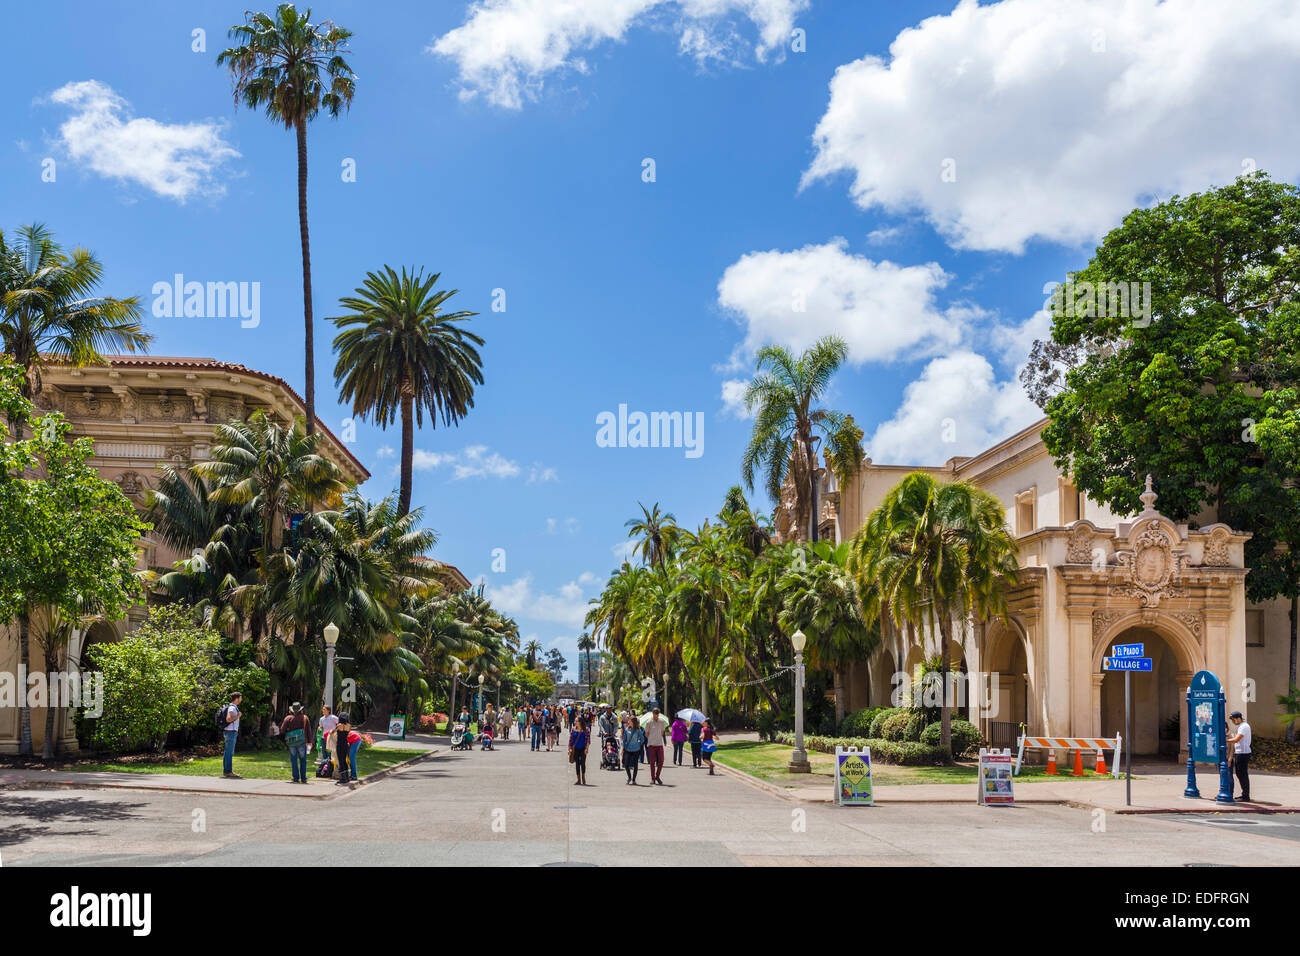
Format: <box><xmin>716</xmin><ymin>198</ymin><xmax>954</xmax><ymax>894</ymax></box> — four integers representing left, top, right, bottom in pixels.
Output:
<box><xmin>670</xmin><ymin>714</ymin><xmax>688</xmax><ymax>766</ymax></box>
<box><xmin>643</xmin><ymin>707</ymin><xmax>668</xmax><ymax>785</ymax></box>
<box><xmin>531</xmin><ymin>705</ymin><xmax>544</xmax><ymax>752</ymax></box>
<box><xmin>219</xmin><ymin>692</ymin><xmax>243</xmax><ymax>779</ymax></box>
<box><xmin>622</xmin><ymin>715</ymin><xmax>646</xmax><ymax>785</ymax></box>
<box><xmin>547</xmin><ymin>708</ymin><xmax>561</xmax><ymax>750</ymax></box>
<box><xmin>701</xmin><ymin>719</ymin><xmax>719</xmax><ymax>775</ymax></box>
<box><xmin>1227</xmin><ymin>710</ymin><xmax>1252</xmax><ymax>802</ymax></box>
<box><xmin>570</xmin><ymin>717</ymin><xmax>591</xmax><ymax>785</ymax></box>
<box><xmin>517</xmin><ymin>706</ymin><xmax>527</xmax><ymax>741</ymax></box>
<box><xmin>688</xmin><ymin>717</ymin><xmax>703</xmax><ymax>769</ymax></box>
<box><xmin>498</xmin><ymin>709</ymin><xmax>510</xmax><ymax>741</ymax></box>
<box><xmin>280</xmin><ymin>702</ymin><xmax>311</xmax><ymax>784</ymax></box>
<box><xmin>318</xmin><ymin>704</ymin><xmax>339</xmax><ymax>773</ymax></box>
<box><xmin>335</xmin><ymin>712</ymin><xmax>355</xmax><ymax>783</ymax></box>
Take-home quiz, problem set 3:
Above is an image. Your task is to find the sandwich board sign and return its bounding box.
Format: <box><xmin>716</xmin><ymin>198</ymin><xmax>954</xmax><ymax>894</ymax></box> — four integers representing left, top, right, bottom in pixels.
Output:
<box><xmin>834</xmin><ymin>746</ymin><xmax>873</xmax><ymax>806</ymax></box>
<box><xmin>388</xmin><ymin>715</ymin><xmax>407</xmax><ymax>740</ymax></box>
<box><xmin>978</xmin><ymin>747</ymin><xmax>1015</xmax><ymax>806</ymax></box>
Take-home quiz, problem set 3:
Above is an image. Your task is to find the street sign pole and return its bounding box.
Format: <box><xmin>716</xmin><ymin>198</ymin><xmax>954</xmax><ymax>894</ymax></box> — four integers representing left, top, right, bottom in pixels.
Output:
<box><xmin>1125</xmin><ymin>670</ymin><xmax>1132</xmax><ymax>806</ymax></box>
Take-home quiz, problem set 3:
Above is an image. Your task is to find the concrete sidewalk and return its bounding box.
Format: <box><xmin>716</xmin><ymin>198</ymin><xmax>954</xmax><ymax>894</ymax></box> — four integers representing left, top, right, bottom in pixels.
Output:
<box><xmin>0</xmin><ymin>746</ymin><xmax>439</xmax><ymax>800</ymax></box>
<box><xmin>720</xmin><ymin>761</ymin><xmax>1300</xmax><ymax>813</ymax></box>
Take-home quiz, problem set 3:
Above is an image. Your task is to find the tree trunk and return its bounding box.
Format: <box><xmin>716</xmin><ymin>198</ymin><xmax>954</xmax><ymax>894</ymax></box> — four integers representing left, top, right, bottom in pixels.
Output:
<box><xmin>398</xmin><ymin>390</ymin><xmax>414</xmax><ymax>516</ymax></box>
<box><xmin>295</xmin><ymin>118</ymin><xmax>316</xmax><ymax>436</ymax></box>
<box><xmin>1289</xmin><ymin>594</ymin><xmax>1298</xmax><ymax>744</ymax></box>
<box><xmin>834</xmin><ymin>665</ymin><xmax>846</xmax><ymax>726</ymax></box>
<box><xmin>18</xmin><ymin>611</ymin><xmax>32</xmax><ymax>756</ymax></box>
<box><xmin>808</xmin><ymin>440</ymin><xmax>819</xmax><ymax>543</ymax></box>
<box><xmin>42</xmin><ymin>641</ymin><xmax>60</xmax><ymax>760</ymax></box>
<box><xmin>939</xmin><ymin>620</ymin><xmax>952</xmax><ymax>752</ymax></box>
<box><xmin>700</xmin><ymin>675</ymin><xmax>708</xmax><ymax>715</ymax></box>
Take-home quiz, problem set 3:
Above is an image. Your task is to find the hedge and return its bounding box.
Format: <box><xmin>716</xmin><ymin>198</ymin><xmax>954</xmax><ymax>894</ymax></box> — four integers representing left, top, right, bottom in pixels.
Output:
<box><xmin>919</xmin><ymin>719</ymin><xmax>983</xmax><ymax>758</ymax></box>
<box><xmin>868</xmin><ymin>707</ymin><xmax>906</xmax><ymax>739</ymax></box>
<box><xmin>773</xmin><ymin>731</ymin><xmax>951</xmax><ymax>766</ymax></box>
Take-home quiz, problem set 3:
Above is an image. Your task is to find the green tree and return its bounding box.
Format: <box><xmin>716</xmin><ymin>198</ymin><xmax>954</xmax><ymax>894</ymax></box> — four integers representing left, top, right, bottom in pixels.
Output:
<box><xmin>0</xmin><ymin>223</ymin><xmax>149</xmax><ymax>431</ymax></box>
<box><xmin>0</xmin><ymin>359</ymin><xmax>149</xmax><ymax>756</ymax></box>
<box><xmin>741</xmin><ymin>336</ymin><xmax>850</xmax><ymax>543</ymax></box>
<box><xmin>218</xmin><ymin>4</ymin><xmax>356</xmax><ymax>435</ymax></box>
<box><xmin>1025</xmin><ymin>173</ymin><xmax>1300</xmax><ymax>739</ymax></box>
<box><xmin>330</xmin><ymin>266</ymin><xmax>484</xmax><ymax>515</ymax></box>
<box><xmin>851</xmin><ymin>473</ymin><xmax>1019</xmax><ymax>751</ymax></box>
<box><xmin>624</xmin><ymin>502</ymin><xmax>680</xmax><ymax>569</ymax></box>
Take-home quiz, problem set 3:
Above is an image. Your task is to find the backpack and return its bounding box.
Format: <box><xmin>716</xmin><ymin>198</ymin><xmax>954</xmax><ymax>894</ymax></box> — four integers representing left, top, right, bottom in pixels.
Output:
<box><xmin>215</xmin><ymin>705</ymin><xmax>230</xmax><ymax>731</ymax></box>
<box><xmin>315</xmin><ymin>759</ymin><xmax>333</xmax><ymax>778</ymax></box>
<box><xmin>283</xmin><ymin>716</ymin><xmax>306</xmax><ymax>747</ymax></box>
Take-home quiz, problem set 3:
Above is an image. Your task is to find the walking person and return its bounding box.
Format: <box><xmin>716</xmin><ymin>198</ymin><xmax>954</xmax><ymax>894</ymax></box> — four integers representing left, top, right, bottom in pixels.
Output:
<box><xmin>335</xmin><ymin>713</ymin><xmax>356</xmax><ymax>784</ymax></box>
<box><xmin>517</xmin><ymin>707</ymin><xmax>527</xmax><ymax>742</ymax></box>
<box><xmin>570</xmin><ymin>717</ymin><xmax>591</xmax><ymax>785</ymax></box>
<box><xmin>622</xmin><ymin>716</ymin><xmax>646</xmax><ymax>785</ymax></box>
<box><xmin>280</xmin><ymin>702</ymin><xmax>311</xmax><ymax>784</ymax></box>
<box><xmin>318</xmin><ymin>704</ymin><xmax>339</xmax><ymax>774</ymax></box>
<box><xmin>670</xmin><ymin>714</ymin><xmax>688</xmax><ymax>766</ymax></box>
<box><xmin>643</xmin><ymin>707</ymin><xmax>668</xmax><ymax>785</ymax></box>
<box><xmin>219</xmin><ymin>692</ymin><xmax>242</xmax><ymax>779</ymax></box>
<box><xmin>1228</xmin><ymin>710</ymin><xmax>1252</xmax><ymax>802</ymax></box>
<box><xmin>701</xmin><ymin>719</ymin><xmax>719</xmax><ymax>775</ymax></box>
<box><xmin>531</xmin><ymin>705</ymin><xmax>544</xmax><ymax>752</ymax></box>
<box><xmin>547</xmin><ymin>707</ymin><xmax>560</xmax><ymax>751</ymax></box>
<box><xmin>688</xmin><ymin>717</ymin><xmax>703</xmax><ymax>769</ymax></box>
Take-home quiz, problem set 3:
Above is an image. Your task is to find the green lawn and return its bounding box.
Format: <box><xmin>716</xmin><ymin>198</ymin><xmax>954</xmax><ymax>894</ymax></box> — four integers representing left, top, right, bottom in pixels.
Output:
<box><xmin>66</xmin><ymin>746</ymin><xmax>422</xmax><ymax>781</ymax></box>
<box><xmin>713</xmin><ymin>741</ymin><xmax>1129</xmax><ymax>788</ymax></box>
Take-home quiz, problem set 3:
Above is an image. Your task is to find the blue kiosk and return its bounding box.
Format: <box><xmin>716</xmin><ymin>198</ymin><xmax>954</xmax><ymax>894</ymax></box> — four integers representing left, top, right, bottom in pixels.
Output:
<box><xmin>1184</xmin><ymin>669</ymin><xmax>1234</xmax><ymax>803</ymax></box>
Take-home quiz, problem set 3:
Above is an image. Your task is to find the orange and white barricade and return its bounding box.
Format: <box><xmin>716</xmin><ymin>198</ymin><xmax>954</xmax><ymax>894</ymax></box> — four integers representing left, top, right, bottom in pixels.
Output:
<box><xmin>1014</xmin><ymin>734</ymin><xmax>1121</xmax><ymax>778</ymax></box>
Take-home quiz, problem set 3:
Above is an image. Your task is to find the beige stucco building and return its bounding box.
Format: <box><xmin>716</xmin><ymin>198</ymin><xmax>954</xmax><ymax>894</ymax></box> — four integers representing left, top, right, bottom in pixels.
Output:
<box><xmin>798</xmin><ymin>419</ymin><xmax>1287</xmax><ymax>756</ymax></box>
<box><xmin>0</xmin><ymin>356</ymin><xmax>370</xmax><ymax>755</ymax></box>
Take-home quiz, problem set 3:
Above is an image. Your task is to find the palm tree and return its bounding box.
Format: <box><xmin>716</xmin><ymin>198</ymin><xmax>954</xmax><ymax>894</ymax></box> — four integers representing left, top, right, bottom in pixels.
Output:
<box><xmin>218</xmin><ymin>5</ymin><xmax>356</xmax><ymax>435</ymax></box>
<box><xmin>0</xmin><ymin>223</ymin><xmax>149</xmax><ymax>429</ymax></box>
<box><xmin>624</xmin><ymin>502</ymin><xmax>680</xmax><ymax>569</ymax></box>
<box><xmin>741</xmin><ymin>335</ymin><xmax>849</xmax><ymax>543</ymax></box>
<box><xmin>850</xmin><ymin>473</ymin><xmax>1019</xmax><ymax>750</ymax></box>
<box><xmin>523</xmin><ymin>639</ymin><xmax>542</xmax><ymax>669</ymax></box>
<box><xmin>576</xmin><ymin>631</ymin><xmax>596</xmax><ymax>687</ymax></box>
<box><xmin>330</xmin><ymin>266</ymin><xmax>484</xmax><ymax>514</ymax></box>
<box><xmin>779</xmin><ymin>539</ymin><xmax>879</xmax><ymax>725</ymax></box>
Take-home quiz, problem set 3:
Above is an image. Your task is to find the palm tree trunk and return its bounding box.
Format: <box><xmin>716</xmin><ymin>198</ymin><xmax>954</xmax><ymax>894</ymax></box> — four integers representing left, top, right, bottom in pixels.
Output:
<box><xmin>42</xmin><ymin>640</ymin><xmax>60</xmax><ymax>760</ymax></box>
<box><xmin>834</xmin><ymin>665</ymin><xmax>846</xmax><ymax>726</ymax></box>
<box><xmin>1289</xmin><ymin>594</ymin><xmax>1297</xmax><ymax>744</ymax></box>
<box><xmin>18</xmin><ymin>611</ymin><xmax>33</xmax><ymax>756</ymax></box>
<box><xmin>808</xmin><ymin>440</ymin><xmax>819</xmax><ymax>543</ymax></box>
<box><xmin>938</xmin><ymin>618</ymin><xmax>952</xmax><ymax>752</ymax></box>
<box><xmin>399</xmin><ymin>391</ymin><xmax>414</xmax><ymax>516</ymax></box>
<box><xmin>295</xmin><ymin>118</ymin><xmax>316</xmax><ymax>436</ymax></box>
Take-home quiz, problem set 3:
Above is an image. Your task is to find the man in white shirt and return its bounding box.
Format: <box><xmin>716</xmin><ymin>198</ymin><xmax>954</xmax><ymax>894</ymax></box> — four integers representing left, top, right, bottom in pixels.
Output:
<box><xmin>221</xmin><ymin>692</ymin><xmax>242</xmax><ymax>778</ymax></box>
<box><xmin>643</xmin><ymin>707</ymin><xmax>669</xmax><ymax>785</ymax></box>
<box><xmin>319</xmin><ymin>705</ymin><xmax>340</xmax><ymax>771</ymax></box>
<box><xmin>1227</xmin><ymin>710</ymin><xmax>1252</xmax><ymax>802</ymax></box>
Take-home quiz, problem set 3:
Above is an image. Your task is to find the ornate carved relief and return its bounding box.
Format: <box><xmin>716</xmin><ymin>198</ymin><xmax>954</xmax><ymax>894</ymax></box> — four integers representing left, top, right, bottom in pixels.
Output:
<box><xmin>1112</xmin><ymin>523</ymin><xmax>1186</xmax><ymax>607</ymax></box>
<box><xmin>116</xmin><ymin>470</ymin><xmax>148</xmax><ymax>498</ymax></box>
<box><xmin>143</xmin><ymin>394</ymin><xmax>191</xmax><ymax>422</ymax></box>
<box><xmin>70</xmin><ymin>390</ymin><xmax>119</xmax><ymax>418</ymax></box>
<box><xmin>1067</xmin><ymin>524</ymin><xmax>1095</xmax><ymax>563</ymax></box>
<box><xmin>1202</xmin><ymin>528</ymin><xmax>1231</xmax><ymax>567</ymax></box>
<box><xmin>185</xmin><ymin>388</ymin><xmax>209</xmax><ymax>422</ymax></box>
<box><xmin>208</xmin><ymin>396</ymin><xmax>245</xmax><ymax>424</ymax></box>
<box><xmin>164</xmin><ymin>444</ymin><xmax>190</xmax><ymax>464</ymax></box>
<box><xmin>1092</xmin><ymin>608</ymin><xmax>1123</xmax><ymax>636</ymax></box>
<box><xmin>1174</xmin><ymin>610</ymin><xmax>1203</xmax><ymax>638</ymax></box>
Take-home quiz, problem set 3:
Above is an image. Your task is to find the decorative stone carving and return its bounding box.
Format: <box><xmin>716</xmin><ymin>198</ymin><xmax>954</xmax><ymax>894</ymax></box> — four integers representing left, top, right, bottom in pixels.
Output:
<box><xmin>1202</xmin><ymin>528</ymin><xmax>1231</xmax><ymax>567</ymax></box>
<box><xmin>208</xmin><ymin>396</ymin><xmax>245</xmax><ymax>424</ymax></box>
<box><xmin>186</xmin><ymin>388</ymin><xmax>208</xmax><ymax>422</ymax></box>
<box><xmin>144</xmin><ymin>394</ymin><xmax>191</xmax><ymax>422</ymax></box>
<box><xmin>1174</xmin><ymin>610</ymin><xmax>1203</xmax><ymax>637</ymax></box>
<box><xmin>116</xmin><ymin>471</ymin><xmax>147</xmax><ymax>498</ymax></box>
<box><xmin>110</xmin><ymin>386</ymin><xmax>138</xmax><ymax>423</ymax></box>
<box><xmin>71</xmin><ymin>389</ymin><xmax>117</xmax><ymax>418</ymax></box>
<box><xmin>35</xmin><ymin>388</ymin><xmax>60</xmax><ymax>412</ymax></box>
<box><xmin>1113</xmin><ymin>523</ymin><xmax>1186</xmax><ymax>607</ymax></box>
<box><xmin>1067</xmin><ymin>524</ymin><xmax>1095</xmax><ymax>564</ymax></box>
<box><xmin>164</xmin><ymin>444</ymin><xmax>190</xmax><ymax>463</ymax></box>
<box><xmin>1092</xmin><ymin>608</ymin><xmax>1123</xmax><ymax>636</ymax></box>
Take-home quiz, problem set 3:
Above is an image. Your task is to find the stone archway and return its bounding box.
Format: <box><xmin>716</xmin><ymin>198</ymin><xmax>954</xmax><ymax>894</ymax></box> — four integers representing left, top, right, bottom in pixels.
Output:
<box><xmin>985</xmin><ymin>621</ymin><xmax>1032</xmax><ymax>731</ymax></box>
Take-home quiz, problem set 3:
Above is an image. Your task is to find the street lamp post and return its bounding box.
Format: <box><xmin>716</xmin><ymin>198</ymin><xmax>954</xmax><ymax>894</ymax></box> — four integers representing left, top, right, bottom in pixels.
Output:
<box><xmin>323</xmin><ymin>622</ymin><xmax>339</xmax><ymax>711</ymax></box>
<box><xmin>449</xmin><ymin>661</ymin><xmax>461</xmax><ymax>732</ymax></box>
<box><xmin>788</xmin><ymin>629</ymin><xmax>810</xmax><ymax>773</ymax></box>
<box><xmin>663</xmin><ymin>672</ymin><xmax>669</xmax><ymax>717</ymax></box>
<box><xmin>478</xmin><ymin>673</ymin><xmax>485</xmax><ymax>720</ymax></box>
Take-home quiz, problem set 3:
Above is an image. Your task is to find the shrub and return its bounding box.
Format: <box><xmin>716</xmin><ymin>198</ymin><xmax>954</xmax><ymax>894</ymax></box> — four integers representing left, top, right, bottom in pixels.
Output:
<box><xmin>919</xmin><ymin>719</ymin><xmax>983</xmax><ymax>757</ymax></box>
<box><xmin>773</xmin><ymin>731</ymin><xmax>950</xmax><ymax>766</ymax></box>
<box><xmin>839</xmin><ymin>706</ymin><xmax>886</xmax><ymax>737</ymax></box>
<box><xmin>868</xmin><ymin>707</ymin><xmax>905</xmax><ymax>739</ymax></box>
<box><xmin>881</xmin><ymin>711</ymin><xmax>917</xmax><ymax>741</ymax></box>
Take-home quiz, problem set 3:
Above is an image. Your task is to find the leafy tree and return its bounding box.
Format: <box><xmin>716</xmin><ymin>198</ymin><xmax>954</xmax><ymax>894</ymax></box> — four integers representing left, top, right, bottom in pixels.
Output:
<box><xmin>851</xmin><ymin>473</ymin><xmax>1019</xmax><ymax>751</ymax></box>
<box><xmin>506</xmin><ymin>663</ymin><xmax>554</xmax><ymax>704</ymax></box>
<box><xmin>1024</xmin><ymin>174</ymin><xmax>1300</xmax><ymax>738</ymax></box>
<box><xmin>544</xmin><ymin>647</ymin><xmax>567</xmax><ymax>683</ymax></box>
<box><xmin>741</xmin><ymin>335</ymin><xmax>850</xmax><ymax>543</ymax></box>
<box><xmin>0</xmin><ymin>359</ymin><xmax>148</xmax><ymax>756</ymax></box>
<box><xmin>330</xmin><ymin>266</ymin><xmax>484</xmax><ymax>515</ymax></box>
<box><xmin>218</xmin><ymin>4</ymin><xmax>356</xmax><ymax>435</ymax></box>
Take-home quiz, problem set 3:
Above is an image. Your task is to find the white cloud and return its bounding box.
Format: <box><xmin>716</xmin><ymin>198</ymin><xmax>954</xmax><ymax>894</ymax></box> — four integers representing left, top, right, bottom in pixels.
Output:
<box><xmin>720</xmin><ymin>378</ymin><xmax>751</xmax><ymax>419</ymax></box>
<box><xmin>716</xmin><ymin>238</ymin><xmax>966</xmax><ymax>367</ymax></box>
<box><xmin>611</xmin><ymin>540</ymin><xmax>638</xmax><ymax>563</ymax></box>
<box><xmin>375</xmin><ymin>445</ymin><xmax>395</xmax><ymax>459</ymax></box>
<box><xmin>528</xmin><ymin>463</ymin><xmax>558</xmax><ymax>483</ymax></box>
<box><xmin>867</xmin><ymin>350</ymin><xmax>1041</xmax><ymax>464</ymax></box>
<box><xmin>545</xmin><ymin>517</ymin><xmax>579</xmax><ymax>535</ymax></box>
<box><xmin>802</xmin><ymin>0</ymin><xmax>1300</xmax><ymax>253</ymax></box>
<box><xmin>412</xmin><ymin>444</ymin><xmax>521</xmax><ymax>480</ymax></box>
<box><xmin>485</xmin><ymin>573</ymin><xmax>593</xmax><ymax>630</ymax></box>
<box><xmin>430</xmin><ymin>0</ymin><xmax>808</xmax><ymax>109</ymax></box>
<box><xmin>47</xmin><ymin>80</ymin><xmax>239</xmax><ymax>202</ymax></box>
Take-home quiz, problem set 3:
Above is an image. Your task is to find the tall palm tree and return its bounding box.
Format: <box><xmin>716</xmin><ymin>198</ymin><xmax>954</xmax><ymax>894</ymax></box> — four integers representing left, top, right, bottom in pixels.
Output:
<box><xmin>0</xmin><ymin>223</ymin><xmax>148</xmax><ymax>429</ymax></box>
<box><xmin>330</xmin><ymin>266</ymin><xmax>484</xmax><ymax>514</ymax></box>
<box><xmin>523</xmin><ymin>638</ymin><xmax>542</xmax><ymax>670</ymax></box>
<box><xmin>218</xmin><ymin>5</ymin><xmax>356</xmax><ymax>435</ymax></box>
<box><xmin>741</xmin><ymin>335</ymin><xmax>850</xmax><ymax>543</ymax></box>
<box><xmin>850</xmin><ymin>473</ymin><xmax>1019</xmax><ymax>750</ymax></box>
<box><xmin>576</xmin><ymin>631</ymin><xmax>596</xmax><ymax>686</ymax></box>
<box><xmin>624</xmin><ymin>502</ymin><xmax>680</xmax><ymax>569</ymax></box>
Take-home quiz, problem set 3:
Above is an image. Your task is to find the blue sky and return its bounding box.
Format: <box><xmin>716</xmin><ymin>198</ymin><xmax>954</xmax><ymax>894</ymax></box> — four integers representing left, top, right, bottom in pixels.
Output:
<box><xmin>6</xmin><ymin>0</ymin><xmax>1298</xmax><ymax>676</ymax></box>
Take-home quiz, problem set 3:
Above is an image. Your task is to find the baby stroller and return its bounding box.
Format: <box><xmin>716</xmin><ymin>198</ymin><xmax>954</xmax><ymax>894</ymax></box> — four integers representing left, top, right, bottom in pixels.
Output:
<box><xmin>451</xmin><ymin>721</ymin><xmax>474</xmax><ymax>751</ymax></box>
<box><xmin>599</xmin><ymin>734</ymin><xmax>621</xmax><ymax>771</ymax></box>
<box><xmin>479</xmin><ymin>726</ymin><xmax>495</xmax><ymax>750</ymax></box>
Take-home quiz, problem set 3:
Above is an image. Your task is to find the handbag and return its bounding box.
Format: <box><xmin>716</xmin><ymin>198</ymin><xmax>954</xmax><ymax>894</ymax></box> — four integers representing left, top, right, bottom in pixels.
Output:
<box><xmin>568</xmin><ymin>747</ymin><xmax>575</xmax><ymax>763</ymax></box>
<box><xmin>701</xmin><ymin>739</ymin><xmax>717</xmax><ymax>754</ymax></box>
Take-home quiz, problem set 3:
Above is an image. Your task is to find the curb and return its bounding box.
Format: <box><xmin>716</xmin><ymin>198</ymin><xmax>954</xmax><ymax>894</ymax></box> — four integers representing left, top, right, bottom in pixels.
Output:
<box><xmin>0</xmin><ymin>747</ymin><xmax>441</xmax><ymax>801</ymax></box>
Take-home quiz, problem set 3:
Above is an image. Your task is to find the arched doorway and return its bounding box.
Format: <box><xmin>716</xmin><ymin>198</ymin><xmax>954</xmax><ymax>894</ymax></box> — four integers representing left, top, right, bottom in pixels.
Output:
<box><xmin>1098</xmin><ymin>625</ymin><xmax>1191</xmax><ymax>757</ymax></box>
<box><xmin>985</xmin><ymin>623</ymin><xmax>1030</xmax><ymax>729</ymax></box>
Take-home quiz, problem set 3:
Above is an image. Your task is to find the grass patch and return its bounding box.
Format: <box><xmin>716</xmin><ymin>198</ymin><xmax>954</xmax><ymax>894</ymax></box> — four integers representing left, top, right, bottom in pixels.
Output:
<box><xmin>65</xmin><ymin>746</ymin><xmax>423</xmax><ymax>781</ymax></box>
<box><xmin>713</xmin><ymin>741</ymin><xmax>1129</xmax><ymax>787</ymax></box>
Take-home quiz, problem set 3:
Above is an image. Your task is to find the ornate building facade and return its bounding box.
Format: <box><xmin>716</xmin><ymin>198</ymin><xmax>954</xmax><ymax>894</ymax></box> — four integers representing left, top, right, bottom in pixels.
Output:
<box><xmin>786</xmin><ymin>418</ymin><xmax>1284</xmax><ymax>755</ymax></box>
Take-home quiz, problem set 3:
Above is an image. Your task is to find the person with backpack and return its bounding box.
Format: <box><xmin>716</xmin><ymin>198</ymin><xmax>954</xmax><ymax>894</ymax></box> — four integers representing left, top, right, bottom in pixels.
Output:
<box><xmin>218</xmin><ymin>692</ymin><xmax>242</xmax><ymax>778</ymax></box>
<box><xmin>280</xmin><ymin>702</ymin><xmax>311</xmax><ymax>784</ymax></box>
<box><xmin>530</xmin><ymin>705</ymin><xmax>544</xmax><ymax>752</ymax></box>
<box><xmin>621</xmin><ymin>716</ymin><xmax>646</xmax><ymax>785</ymax></box>
<box><xmin>335</xmin><ymin>712</ymin><xmax>356</xmax><ymax>784</ymax></box>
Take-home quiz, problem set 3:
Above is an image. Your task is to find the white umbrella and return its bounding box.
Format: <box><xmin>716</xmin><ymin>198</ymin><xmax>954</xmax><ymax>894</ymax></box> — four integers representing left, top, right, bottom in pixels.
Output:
<box><xmin>677</xmin><ymin>708</ymin><xmax>707</xmax><ymax>724</ymax></box>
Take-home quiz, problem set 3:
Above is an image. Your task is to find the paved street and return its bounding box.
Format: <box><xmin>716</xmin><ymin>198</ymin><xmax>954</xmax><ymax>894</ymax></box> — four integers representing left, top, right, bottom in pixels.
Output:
<box><xmin>3</xmin><ymin>735</ymin><xmax>1299</xmax><ymax>866</ymax></box>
